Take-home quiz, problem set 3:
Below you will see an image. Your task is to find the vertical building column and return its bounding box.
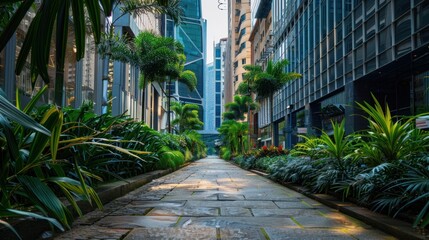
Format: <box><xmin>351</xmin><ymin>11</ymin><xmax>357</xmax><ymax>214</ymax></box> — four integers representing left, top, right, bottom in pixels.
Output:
<box><xmin>74</xmin><ymin>60</ymin><xmax>83</xmax><ymax>108</ymax></box>
<box><xmin>94</xmin><ymin>53</ymin><xmax>103</xmax><ymax>115</ymax></box>
<box><xmin>344</xmin><ymin>82</ymin><xmax>355</xmax><ymax>134</ymax></box>
<box><xmin>5</xmin><ymin>34</ymin><xmax>16</xmax><ymax>102</ymax></box>
<box><xmin>112</xmin><ymin>28</ymin><xmax>125</xmax><ymax>116</ymax></box>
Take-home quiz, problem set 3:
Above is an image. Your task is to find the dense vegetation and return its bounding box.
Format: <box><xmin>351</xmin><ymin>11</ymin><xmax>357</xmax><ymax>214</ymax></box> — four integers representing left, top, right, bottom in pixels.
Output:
<box><xmin>227</xmin><ymin>97</ymin><xmax>429</xmax><ymax>231</ymax></box>
<box><xmin>0</xmin><ymin>88</ymin><xmax>206</xmax><ymax>238</ymax></box>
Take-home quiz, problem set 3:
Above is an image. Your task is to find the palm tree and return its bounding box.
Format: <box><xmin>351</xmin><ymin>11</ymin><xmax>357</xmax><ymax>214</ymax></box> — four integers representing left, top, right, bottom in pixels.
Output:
<box><xmin>218</xmin><ymin>120</ymin><xmax>248</xmax><ymax>155</ymax></box>
<box><xmin>223</xmin><ymin>95</ymin><xmax>257</xmax><ymax>121</ymax></box>
<box><xmin>243</xmin><ymin>59</ymin><xmax>301</xmax><ymax>144</ymax></box>
<box><xmin>105</xmin><ymin>31</ymin><xmax>197</xmax><ymax>121</ymax></box>
<box><xmin>170</xmin><ymin>101</ymin><xmax>203</xmax><ymax>134</ymax></box>
<box><xmin>0</xmin><ymin>0</ymin><xmax>182</xmax><ymax>106</ymax></box>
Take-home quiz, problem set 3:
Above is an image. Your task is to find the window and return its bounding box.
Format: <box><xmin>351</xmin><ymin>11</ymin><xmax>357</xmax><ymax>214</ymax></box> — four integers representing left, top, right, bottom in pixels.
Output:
<box><xmin>336</xmin><ymin>41</ymin><xmax>343</xmax><ymax>60</ymax></box>
<box><xmin>379</xmin><ymin>4</ymin><xmax>391</xmax><ymax>30</ymax></box>
<box><xmin>416</xmin><ymin>1</ymin><xmax>429</xmax><ymax>30</ymax></box>
<box><xmin>354</xmin><ymin>4</ymin><xmax>363</xmax><ymax>26</ymax></box>
<box><xmin>355</xmin><ymin>26</ymin><xmax>363</xmax><ymax>47</ymax></box>
<box><xmin>355</xmin><ymin>46</ymin><xmax>364</xmax><ymax>67</ymax></box>
<box><xmin>366</xmin><ymin>58</ymin><xmax>376</xmax><ymax>73</ymax></box>
<box><xmin>216</xmin><ymin>94</ymin><xmax>221</xmax><ymax>104</ymax></box>
<box><xmin>215</xmin><ymin>71</ymin><xmax>221</xmax><ymax>80</ymax></box>
<box><xmin>394</xmin><ymin>0</ymin><xmax>409</xmax><ymax>19</ymax></box>
<box><xmin>395</xmin><ymin>15</ymin><xmax>411</xmax><ymax>43</ymax></box>
<box><xmin>216</xmin><ymin>82</ymin><xmax>221</xmax><ymax>92</ymax></box>
<box><xmin>379</xmin><ymin>49</ymin><xmax>392</xmax><ymax>66</ymax></box>
<box><xmin>344</xmin><ymin>16</ymin><xmax>352</xmax><ymax>35</ymax></box>
<box><xmin>336</xmin><ymin>59</ymin><xmax>344</xmax><ymax>77</ymax></box>
<box><xmin>215</xmin><ymin>59</ymin><xmax>221</xmax><ymax>68</ymax></box>
<box><xmin>366</xmin><ymin>0</ymin><xmax>376</xmax><ymax>16</ymax></box>
<box><xmin>378</xmin><ymin>27</ymin><xmax>391</xmax><ymax>52</ymax></box>
<box><xmin>345</xmin><ymin>35</ymin><xmax>353</xmax><ymax>53</ymax></box>
<box><xmin>242</xmin><ymin>58</ymin><xmax>246</xmax><ymax>64</ymax></box>
<box><xmin>396</xmin><ymin>40</ymin><xmax>411</xmax><ymax>57</ymax></box>
<box><xmin>345</xmin><ymin>53</ymin><xmax>353</xmax><ymax>73</ymax></box>
<box><xmin>215</xmin><ymin>48</ymin><xmax>221</xmax><ymax>58</ymax></box>
<box><xmin>366</xmin><ymin>16</ymin><xmax>376</xmax><ymax>38</ymax></box>
<box><xmin>366</xmin><ymin>37</ymin><xmax>376</xmax><ymax>59</ymax></box>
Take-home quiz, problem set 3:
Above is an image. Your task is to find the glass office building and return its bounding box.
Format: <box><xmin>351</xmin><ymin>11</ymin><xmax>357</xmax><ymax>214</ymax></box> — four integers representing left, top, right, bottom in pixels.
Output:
<box><xmin>267</xmin><ymin>0</ymin><xmax>429</xmax><ymax>144</ymax></box>
<box><xmin>165</xmin><ymin>0</ymin><xmax>207</xmax><ymax>120</ymax></box>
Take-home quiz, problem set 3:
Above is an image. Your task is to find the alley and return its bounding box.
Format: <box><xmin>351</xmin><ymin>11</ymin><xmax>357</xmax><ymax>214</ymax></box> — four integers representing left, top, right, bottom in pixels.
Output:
<box><xmin>56</xmin><ymin>157</ymin><xmax>395</xmax><ymax>239</ymax></box>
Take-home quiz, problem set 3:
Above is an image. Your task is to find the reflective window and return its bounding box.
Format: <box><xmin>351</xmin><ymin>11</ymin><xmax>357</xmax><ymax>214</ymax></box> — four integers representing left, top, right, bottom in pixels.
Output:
<box><xmin>344</xmin><ymin>16</ymin><xmax>352</xmax><ymax>35</ymax></box>
<box><xmin>378</xmin><ymin>27</ymin><xmax>391</xmax><ymax>52</ymax></box>
<box><xmin>336</xmin><ymin>0</ymin><xmax>343</xmax><ymax>24</ymax></box>
<box><xmin>345</xmin><ymin>35</ymin><xmax>353</xmax><ymax>53</ymax></box>
<box><xmin>395</xmin><ymin>15</ymin><xmax>411</xmax><ymax>43</ymax></box>
<box><xmin>321</xmin><ymin>1</ymin><xmax>327</xmax><ymax>38</ymax></box>
<box><xmin>366</xmin><ymin>16</ymin><xmax>376</xmax><ymax>38</ymax></box>
<box><xmin>396</xmin><ymin>40</ymin><xmax>411</xmax><ymax>57</ymax></box>
<box><xmin>329</xmin><ymin>50</ymin><xmax>335</xmax><ymax>66</ymax></box>
<box><xmin>336</xmin><ymin>41</ymin><xmax>343</xmax><ymax>60</ymax></box>
<box><xmin>416</xmin><ymin>27</ymin><xmax>429</xmax><ymax>46</ymax></box>
<box><xmin>215</xmin><ymin>71</ymin><xmax>221</xmax><ymax>80</ymax></box>
<box><xmin>345</xmin><ymin>53</ymin><xmax>353</xmax><ymax>72</ymax></box>
<box><xmin>215</xmin><ymin>48</ymin><xmax>221</xmax><ymax>58</ymax></box>
<box><xmin>355</xmin><ymin>66</ymin><xmax>363</xmax><ymax>78</ymax></box>
<box><xmin>354</xmin><ymin>4</ymin><xmax>363</xmax><ymax>26</ymax></box>
<box><xmin>366</xmin><ymin>0</ymin><xmax>376</xmax><ymax>16</ymax></box>
<box><xmin>355</xmin><ymin>46</ymin><xmax>364</xmax><ymax>67</ymax></box>
<box><xmin>394</xmin><ymin>0</ymin><xmax>410</xmax><ymax>19</ymax></box>
<box><xmin>216</xmin><ymin>82</ymin><xmax>221</xmax><ymax>92</ymax></box>
<box><xmin>416</xmin><ymin>1</ymin><xmax>429</xmax><ymax>30</ymax></box>
<box><xmin>336</xmin><ymin>59</ymin><xmax>344</xmax><ymax>77</ymax></box>
<box><xmin>366</xmin><ymin>58</ymin><xmax>376</xmax><ymax>73</ymax></box>
<box><xmin>344</xmin><ymin>0</ymin><xmax>352</xmax><ymax>16</ymax></box>
<box><xmin>379</xmin><ymin>49</ymin><xmax>392</xmax><ymax>66</ymax></box>
<box><xmin>355</xmin><ymin>26</ymin><xmax>363</xmax><ymax>46</ymax></box>
<box><xmin>379</xmin><ymin>4</ymin><xmax>391</xmax><ymax>30</ymax></box>
<box><xmin>216</xmin><ymin>94</ymin><xmax>221</xmax><ymax>104</ymax></box>
<box><xmin>216</xmin><ymin>59</ymin><xmax>221</xmax><ymax>68</ymax></box>
<box><xmin>322</xmin><ymin>55</ymin><xmax>327</xmax><ymax>71</ymax></box>
<box><xmin>336</xmin><ymin>23</ymin><xmax>343</xmax><ymax>42</ymax></box>
<box><xmin>366</xmin><ymin>37</ymin><xmax>376</xmax><ymax>59</ymax></box>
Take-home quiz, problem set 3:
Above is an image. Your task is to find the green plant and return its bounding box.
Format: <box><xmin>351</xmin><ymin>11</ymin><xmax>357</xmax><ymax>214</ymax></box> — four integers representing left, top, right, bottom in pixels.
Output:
<box><xmin>356</xmin><ymin>95</ymin><xmax>419</xmax><ymax>163</ymax></box>
<box><xmin>319</xmin><ymin>120</ymin><xmax>354</xmax><ymax>170</ymax></box>
<box><xmin>0</xmin><ymin>89</ymin><xmax>102</xmax><ymax>238</ymax></box>
<box><xmin>291</xmin><ymin>135</ymin><xmax>326</xmax><ymax>160</ymax></box>
<box><xmin>170</xmin><ymin>102</ymin><xmax>203</xmax><ymax>134</ymax></box>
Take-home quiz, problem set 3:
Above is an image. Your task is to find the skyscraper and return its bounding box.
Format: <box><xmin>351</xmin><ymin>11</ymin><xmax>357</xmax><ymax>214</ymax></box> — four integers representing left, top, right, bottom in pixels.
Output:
<box><xmin>251</xmin><ymin>0</ymin><xmax>429</xmax><ymax>146</ymax></box>
<box><xmin>165</xmin><ymin>0</ymin><xmax>207</xmax><ymax>120</ymax></box>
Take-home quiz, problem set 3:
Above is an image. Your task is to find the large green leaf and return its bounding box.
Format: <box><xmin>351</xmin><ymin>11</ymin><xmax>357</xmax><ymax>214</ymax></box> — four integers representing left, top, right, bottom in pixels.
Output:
<box><xmin>17</xmin><ymin>175</ymin><xmax>71</xmax><ymax>228</ymax></box>
<box><xmin>0</xmin><ymin>94</ymin><xmax>51</xmax><ymax>136</ymax></box>
<box><xmin>0</xmin><ymin>0</ymin><xmax>34</xmax><ymax>53</ymax></box>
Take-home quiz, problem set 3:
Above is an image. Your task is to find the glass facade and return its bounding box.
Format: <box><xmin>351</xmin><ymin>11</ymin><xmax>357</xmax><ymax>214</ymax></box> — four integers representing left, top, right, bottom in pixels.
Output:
<box><xmin>166</xmin><ymin>0</ymin><xmax>206</xmax><ymax>120</ymax></box>
<box><xmin>270</xmin><ymin>0</ymin><xmax>429</xmax><ymax>138</ymax></box>
<box><xmin>268</xmin><ymin>0</ymin><xmax>429</xmax><ymax>140</ymax></box>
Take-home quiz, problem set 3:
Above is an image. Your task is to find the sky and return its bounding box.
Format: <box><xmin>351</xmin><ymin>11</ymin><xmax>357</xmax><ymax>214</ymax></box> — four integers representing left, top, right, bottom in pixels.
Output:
<box><xmin>201</xmin><ymin>0</ymin><xmax>228</xmax><ymax>63</ymax></box>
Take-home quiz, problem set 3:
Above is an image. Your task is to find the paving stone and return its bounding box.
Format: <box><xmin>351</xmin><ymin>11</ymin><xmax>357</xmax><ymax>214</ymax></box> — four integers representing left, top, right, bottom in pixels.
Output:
<box><xmin>123</xmin><ymin>227</ymin><xmax>217</xmax><ymax>240</ymax></box>
<box><xmin>251</xmin><ymin>208</ymin><xmax>324</xmax><ymax>217</ymax></box>
<box><xmin>130</xmin><ymin>200</ymin><xmax>186</xmax><ymax>208</ymax></box>
<box><xmin>263</xmin><ymin>227</ymin><xmax>355</xmax><ymax>240</ymax></box>
<box><xmin>220</xmin><ymin>207</ymin><xmax>253</xmax><ymax>216</ymax></box>
<box><xmin>146</xmin><ymin>207</ymin><xmax>219</xmax><ymax>217</ymax></box>
<box><xmin>109</xmin><ymin>207</ymin><xmax>152</xmax><ymax>216</ymax></box>
<box><xmin>220</xmin><ymin>227</ymin><xmax>265</xmax><ymax>240</ymax></box>
<box><xmin>218</xmin><ymin>193</ymin><xmax>245</xmax><ymax>200</ymax></box>
<box><xmin>185</xmin><ymin>200</ymin><xmax>278</xmax><ymax>208</ymax></box>
<box><xmin>274</xmin><ymin>201</ymin><xmax>316</xmax><ymax>209</ymax></box>
<box><xmin>176</xmin><ymin>217</ymin><xmax>298</xmax><ymax>228</ymax></box>
<box><xmin>342</xmin><ymin>226</ymin><xmax>398</xmax><ymax>240</ymax></box>
<box><xmin>55</xmin><ymin>226</ymin><xmax>129</xmax><ymax>240</ymax></box>
<box><xmin>292</xmin><ymin>215</ymin><xmax>342</xmax><ymax>228</ymax></box>
<box><xmin>58</xmin><ymin>157</ymin><xmax>396</xmax><ymax>239</ymax></box>
<box><xmin>96</xmin><ymin>216</ymin><xmax>178</xmax><ymax>228</ymax></box>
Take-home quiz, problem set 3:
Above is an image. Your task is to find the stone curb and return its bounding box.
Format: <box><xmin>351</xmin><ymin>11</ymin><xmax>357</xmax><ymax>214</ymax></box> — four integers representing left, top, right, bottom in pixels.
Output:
<box><xmin>249</xmin><ymin>169</ymin><xmax>427</xmax><ymax>240</ymax></box>
<box><xmin>1</xmin><ymin>168</ymin><xmax>175</xmax><ymax>240</ymax></box>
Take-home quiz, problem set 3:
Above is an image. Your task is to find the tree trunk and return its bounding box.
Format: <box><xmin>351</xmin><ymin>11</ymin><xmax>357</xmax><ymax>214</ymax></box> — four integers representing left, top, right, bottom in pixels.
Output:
<box><xmin>270</xmin><ymin>94</ymin><xmax>274</xmax><ymax>146</ymax></box>
<box><xmin>141</xmin><ymin>76</ymin><xmax>146</xmax><ymax>123</ymax></box>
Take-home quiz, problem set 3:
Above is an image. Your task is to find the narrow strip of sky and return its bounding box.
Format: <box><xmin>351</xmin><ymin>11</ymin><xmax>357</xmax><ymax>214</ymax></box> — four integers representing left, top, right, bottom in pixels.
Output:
<box><xmin>201</xmin><ymin>0</ymin><xmax>228</xmax><ymax>63</ymax></box>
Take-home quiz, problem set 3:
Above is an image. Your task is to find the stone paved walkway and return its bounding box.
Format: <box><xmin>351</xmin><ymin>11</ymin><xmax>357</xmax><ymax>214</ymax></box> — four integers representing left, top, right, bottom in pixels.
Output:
<box><xmin>55</xmin><ymin>157</ymin><xmax>396</xmax><ymax>239</ymax></box>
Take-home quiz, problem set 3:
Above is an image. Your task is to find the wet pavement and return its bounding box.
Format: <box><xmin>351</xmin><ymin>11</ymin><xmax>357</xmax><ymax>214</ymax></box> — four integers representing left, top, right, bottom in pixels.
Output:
<box><xmin>55</xmin><ymin>156</ymin><xmax>396</xmax><ymax>239</ymax></box>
